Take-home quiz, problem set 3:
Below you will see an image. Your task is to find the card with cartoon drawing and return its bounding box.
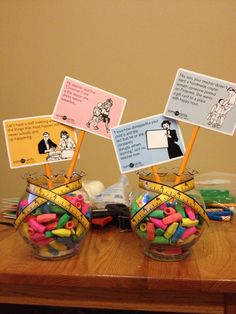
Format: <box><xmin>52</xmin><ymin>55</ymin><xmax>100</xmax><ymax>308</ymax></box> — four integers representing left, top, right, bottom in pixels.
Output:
<box><xmin>111</xmin><ymin>114</ymin><xmax>185</xmax><ymax>174</ymax></box>
<box><xmin>3</xmin><ymin>115</ymin><xmax>77</xmax><ymax>169</ymax></box>
<box><xmin>52</xmin><ymin>76</ymin><xmax>127</xmax><ymax>139</ymax></box>
<box><xmin>164</xmin><ymin>68</ymin><xmax>236</xmax><ymax>135</ymax></box>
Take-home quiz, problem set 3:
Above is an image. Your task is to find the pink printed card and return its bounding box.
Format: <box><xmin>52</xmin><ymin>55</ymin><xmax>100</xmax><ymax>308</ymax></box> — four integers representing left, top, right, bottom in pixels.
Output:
<box><xmin>52</xmin><ymin>77</ymin><xmax>127</xmax><ymax>139</ymax></box>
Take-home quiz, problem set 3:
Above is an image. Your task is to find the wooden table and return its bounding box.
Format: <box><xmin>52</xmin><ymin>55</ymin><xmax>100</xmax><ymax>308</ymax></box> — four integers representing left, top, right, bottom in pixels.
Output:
<box><xmin>0</xmin><ymin>219</ymin><xmax>235</xmax><ymax>314</ymax></box>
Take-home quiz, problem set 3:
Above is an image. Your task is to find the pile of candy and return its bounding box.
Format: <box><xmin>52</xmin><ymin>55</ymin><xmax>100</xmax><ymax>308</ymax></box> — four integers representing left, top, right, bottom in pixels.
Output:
<box><xmin>199</xmin><ymin>189</ymin><xmax>235</xmax><ymax>222</ymax></box>
<box><xmin>18</xmin><ymin>193</ymin><xmax>91</xmax><ymax>259</ymax></box>
<box><xmin>131</xmin><ymin>192</ymin><xmax>205</xmax><ymax>258</ymax></box>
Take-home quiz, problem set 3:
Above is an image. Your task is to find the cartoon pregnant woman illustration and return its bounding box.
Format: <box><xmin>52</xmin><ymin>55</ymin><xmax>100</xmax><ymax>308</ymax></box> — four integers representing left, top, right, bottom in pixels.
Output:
<box><xmin>58</xmin><ymin>130</ymin><xmax>75</xmax><ymax>150</ymax></box>
<box><xmin>161</xmin><ymin>120</ymin><xmax>183</xmax><ymax>159</ymax></box>
<box><xmin>38</xmin><ymin>130</ymin><xmax>75</xmax><ymax>161</ymax></box>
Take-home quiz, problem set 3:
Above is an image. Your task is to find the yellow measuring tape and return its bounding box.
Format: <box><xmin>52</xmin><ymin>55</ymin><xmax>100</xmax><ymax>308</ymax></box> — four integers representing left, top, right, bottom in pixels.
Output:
<box><xmin>131</xmin><ymin>177</ymin><xmax>209</xmax><ymax>228</ymax></box>
<box><xmin>15</xmin><ymin>179</ymin><xmax>90</xmax><ymax>231</ymax></box>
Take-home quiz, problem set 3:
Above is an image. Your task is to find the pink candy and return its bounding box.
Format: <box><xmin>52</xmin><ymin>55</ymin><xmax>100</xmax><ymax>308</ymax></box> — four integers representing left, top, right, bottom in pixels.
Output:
<box><xmin>162</xmin><ymin>212</ymin><xmax>182</xmax><ymax>225</ymax></box>
<box><xmin>28</xmin><ymin>217</ymin><xmax>46</xmax><ymax>234</ymax></box>
<box><xmin>81</xmin><ymin>203</ymin><xmax>89</xmax><ymax>215</ymax></box>
<box><xmin>181</xmin><ymin>226</ymin><xmax>197</xmax><ymax>240</ymax></box>
<box><xmin>184</xmin><ymin>205</ymin><xmax>196</xmax><ymax>220</ymax></box>
<box><xmin>150</xmin><ymin>217</ymin><xmax>167</xmax><ymax>230</ymax></box>
<box><xmin>36</xmin><ymin>213</ymin><xmax>57</xmax><ymax>223</ymax></box>
<box><xmin>164</xmin><ymin>207</ymin><xmax>176</xmax><ymax>216</ymax></box>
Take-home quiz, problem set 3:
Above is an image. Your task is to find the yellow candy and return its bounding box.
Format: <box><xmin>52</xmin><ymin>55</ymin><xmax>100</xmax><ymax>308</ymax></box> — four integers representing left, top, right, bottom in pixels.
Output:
<box><xmin>51</xmin><ymin>228</ymin><xmax>71</xmax><ymax>237</ymax></box>
<box><xmin>177</xmin><ymin>234</ymin><xmax>198</xmax><ymax>246</ymax></box>
<box><xmin>72</xmin><ymin>217</ymin><xmax>79</xmax><ymax>227</ymax></box>
<box><xmin>21</xmin><ymin>222</ymin><xmax>30</xmax><ymax>239</ymax></box>
<box><xmin>38</xmin><ymin>246</ymin><xmax>52</xmax><ymax>257</ymax></box>
<box><xmin>164</xmin><ymin>222</ymin><xmax>179</xmax><ymax>239</ymax></box>
<box><xmin>76</xmin><ymin>224</ymin><xmax>85</xmax><ymax>237</ymax></box>
<box><xmin>139</xmin><ymin>223</ymin><xmax>147</xmax><ymax>232</ymax></box>
<box><xmin>49</xmin><ymin>240</ymin><xmax>67</xmax><ymax>251</ymax></box>
<box><xmin>181</xmin><ymin>218</ymin><xmax>199</xmax><ymax>227</ymax></box>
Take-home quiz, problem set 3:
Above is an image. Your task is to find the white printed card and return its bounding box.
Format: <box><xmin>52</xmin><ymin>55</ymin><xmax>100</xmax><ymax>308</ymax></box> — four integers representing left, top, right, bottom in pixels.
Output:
<box><xmin>164</xmin><ymin>68</ymin><xmax>236</xmax><ymax>135</ymax></box>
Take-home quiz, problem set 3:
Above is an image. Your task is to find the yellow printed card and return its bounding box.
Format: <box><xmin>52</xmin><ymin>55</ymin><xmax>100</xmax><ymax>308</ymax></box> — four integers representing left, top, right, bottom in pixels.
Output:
<box><xmin>3</xmin><ymin>115</ymin><xmax>77</xmax><ymax>169</ymax></box>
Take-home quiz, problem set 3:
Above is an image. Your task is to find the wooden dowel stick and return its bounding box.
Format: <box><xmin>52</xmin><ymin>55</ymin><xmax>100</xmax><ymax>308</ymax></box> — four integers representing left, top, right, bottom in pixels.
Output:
<box><xmin>66</xmin><ymin>130</ymin><xmax>86</xmax><ymax>181</ymax></box>
<box><xmin>175</xmin><ymin>126</ymin><xmax>200</xmax><ymax>184</ymax></box>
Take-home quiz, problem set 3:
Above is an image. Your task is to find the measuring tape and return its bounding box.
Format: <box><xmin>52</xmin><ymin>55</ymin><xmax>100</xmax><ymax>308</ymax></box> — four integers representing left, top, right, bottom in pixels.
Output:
<box><xmin>131</xmin><ymin>177</ymin><xmax>209</xmax><ymax>228</ymax></box>
<box><xmin>15</xmin><ymin>179</ymin><xmax>90</xmax><ymax>231</ymax></box>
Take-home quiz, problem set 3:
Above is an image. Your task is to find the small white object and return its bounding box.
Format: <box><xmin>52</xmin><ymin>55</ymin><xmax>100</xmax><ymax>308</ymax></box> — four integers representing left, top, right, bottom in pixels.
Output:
<box><xmin>82</xmin><ymin>180</ymin><xmax>105</xmax><ymax>199</ymax></box>
<box><xmin>146</xmin><ymin>129</ymin><xmax>168</xmax><ymax>149</ymax></box>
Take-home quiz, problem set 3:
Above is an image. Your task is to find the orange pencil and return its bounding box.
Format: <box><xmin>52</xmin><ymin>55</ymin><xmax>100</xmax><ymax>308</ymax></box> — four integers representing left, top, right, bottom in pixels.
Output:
<box><xmin>44</xmin><ymin>163</ymin><xmax>53</xmax><ymax>189</ymax></box>
<box><xmin>175</xmin><ymin>126</ymin><xmax>200</xmax><ymax>184</ymax></box>
<box><xmin>151</xmin><ymin>165</ymin><xmax>161</xmax><ymax>183</ymax></box>
<box><xmin>66</xmin><ymin>130</ymin><xmax>86</xmax><ymax>182</ymax></box>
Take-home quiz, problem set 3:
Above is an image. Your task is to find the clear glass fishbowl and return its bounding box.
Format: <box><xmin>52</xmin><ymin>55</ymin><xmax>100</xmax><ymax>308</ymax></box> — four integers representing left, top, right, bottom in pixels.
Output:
<box><xmin>16</xmin><ymin>172</ymin><xmax>92</xmax><ymax>260</ymax></box>
<box><xmin>130</xmin><ymin>169</ymin><xmax>208</xmax><ymax>261</ymax></box>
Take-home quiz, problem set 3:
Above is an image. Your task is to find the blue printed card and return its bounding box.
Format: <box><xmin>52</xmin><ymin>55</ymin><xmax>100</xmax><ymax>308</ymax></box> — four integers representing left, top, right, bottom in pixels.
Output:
<box><xmin>111</xmin><ymin>114</ymin><xmax>185</xmax><ymax>174</ymax></box>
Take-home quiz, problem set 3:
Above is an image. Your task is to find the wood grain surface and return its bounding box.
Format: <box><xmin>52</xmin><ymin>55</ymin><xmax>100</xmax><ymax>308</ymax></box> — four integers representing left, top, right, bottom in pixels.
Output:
<box><xmin>0</xmin><ymin>219</ymin><xmax>235</xmax><ymax>314</ymax></box>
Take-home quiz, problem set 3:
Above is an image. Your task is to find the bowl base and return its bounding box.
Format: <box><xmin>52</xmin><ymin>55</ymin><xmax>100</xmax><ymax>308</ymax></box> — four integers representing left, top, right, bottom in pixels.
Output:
<box><xmin>144</xmin><ymin>246</ymin><xmax>191</xmax><ymax>261</ymax></box>
<box><xmin>32</xmin><ymin>247</ymin><xmax>78</xmax><ymax>261</ymax></box>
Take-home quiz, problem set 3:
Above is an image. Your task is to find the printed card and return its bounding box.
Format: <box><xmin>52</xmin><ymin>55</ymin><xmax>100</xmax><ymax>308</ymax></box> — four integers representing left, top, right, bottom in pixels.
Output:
<box><xmin>111</xmin><ymin>114</ymin><xmax>185</xmax><ymax>174</ymax></box>
<box><xmin>164</xmin><ymin>68</ymin><xmax>236</xmax><ymax>135</ymax></box>
<box><xmin>3</xmin><ymin>115</ymin><xmax>77</xmax><ymax>169</ymax></box>
<box><xmin>52</xmin><ymin>77</ymin><xmax>126</xmax><ymax>139</ymax></box>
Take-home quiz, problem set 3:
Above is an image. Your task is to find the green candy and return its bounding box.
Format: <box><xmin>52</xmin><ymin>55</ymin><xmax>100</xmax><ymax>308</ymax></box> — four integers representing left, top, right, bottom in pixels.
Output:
<box><xmin>57</xmin><ymin>213</ymin><xmax>71</xmax><ymax>228</ymax></box>
<box><xmin>152</xmin><ymin>236</ymin><xmax>169</xmax><ymax>244</ymax></box>
<box><xmin>50</xmin><ymin>205</ymin><xmax>67</xmax><ymax>214</ymax></box>
<box><xmin>175</xmin><ymin>202</ymin><xmax>186</xmax><ymax>218</ymax></box>
<box><xmin>149</xmin><ymin>210</ymin><xmax>165</xmax><ymax>219</ymax></box>
<box><xmin>155</xmin><ymin>228</ymin><xmax>165</xmax><ymax>236</ymax></box>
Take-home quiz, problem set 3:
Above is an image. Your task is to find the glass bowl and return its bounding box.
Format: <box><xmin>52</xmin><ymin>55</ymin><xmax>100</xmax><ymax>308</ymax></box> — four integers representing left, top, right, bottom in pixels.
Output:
<box><xmin>15</xmin><ymin>173</ymin><xmax>92</xmax><ymax>260</ymax></box>
<box><xmin>130</xmin><ymin>170</ymin><xmax>209</xmax><ymax>261</ymax></box>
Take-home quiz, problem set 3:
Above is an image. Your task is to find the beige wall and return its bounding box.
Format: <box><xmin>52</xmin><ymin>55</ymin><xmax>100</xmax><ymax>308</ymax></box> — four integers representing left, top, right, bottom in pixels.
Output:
<box><xmin>1</xmin><ymin>0</ymin><xmax>236</xmax><ymax>199</ymax></box>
